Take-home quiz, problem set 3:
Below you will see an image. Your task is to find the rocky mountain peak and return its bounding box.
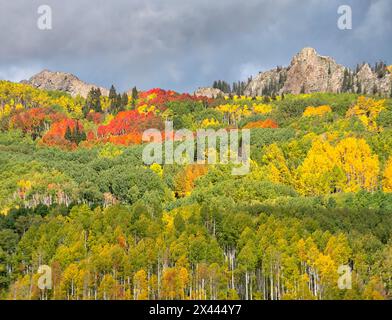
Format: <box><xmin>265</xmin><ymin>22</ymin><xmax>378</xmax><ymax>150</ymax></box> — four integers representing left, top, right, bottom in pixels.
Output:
<box><xmin>22</xmin><ymin>70</ymin><xmax>109</xmax><ymax>98</ymax></box>
<box><xmin>281</xmin><ymin>47</ymin><xmax>345</xmax><ymax>94</ymax></box>
<box><xmin>244</xmin><ymin>47</ymin><xmax>391</xmax><ymax>97</ymax></box>
<box><xmin>294</xmin><ymin>47</ymin><xmax>318</xmax><ymax>60</ymax></box>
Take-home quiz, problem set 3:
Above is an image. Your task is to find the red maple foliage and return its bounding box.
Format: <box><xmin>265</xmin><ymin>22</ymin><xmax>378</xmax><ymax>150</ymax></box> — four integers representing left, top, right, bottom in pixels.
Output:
<box><xmin>86</xmin><ymin>111</ymin><xmax>104</xmax><ymax>124</ymax></box>
<box><xmin>96</xmin><ymin>110</ymin><xmax>163</xmax><ymax>145</ymax></box>
<box><xmin>138</xmin><ymin>88</ymin><xmax>211</xmax><ymax>110</ymax></box>
<box><xmin>42</xmin><ymin>118</ymin><xmax>85</xmax><ymax>148</ymax></box>
<box><xmin>10</xmin><ymin>107</ymin><xmax>66</xmax><ymax>137</ymax></box>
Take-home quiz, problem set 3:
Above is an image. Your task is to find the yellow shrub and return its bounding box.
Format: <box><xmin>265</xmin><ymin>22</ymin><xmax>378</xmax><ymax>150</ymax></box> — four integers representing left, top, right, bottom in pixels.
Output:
<box><xmin>346</xmin><ymin>96</ymin><xmax>385</xmax><ymax>131</ymax></box>
<box><xmin>303</xmin><ymin>105</ymin><xmax>332</xmax><ymax>117</ymax></box>
<box><xmin>253</xmin><ymin>104</ymin><xmax>272</xmax><ymax>114</ymax></box>
<box><xmin>383</xmin><ymin>157</ymin><xmax>392</xmax><ymax>192</ymax></box>
<box><xmin>201</xmin><ymin>118</ymin><xmax>220</xmax><ymax>128</ymax></box>
<box><xmin>138</xmin><ymin>104</ymin><xmax>156</xmax><ymax>114</ymax></box>
<box><xmin>150</xmin><ymin>163</ymin><xmax>163</xmax><ymax>178</ymax></box>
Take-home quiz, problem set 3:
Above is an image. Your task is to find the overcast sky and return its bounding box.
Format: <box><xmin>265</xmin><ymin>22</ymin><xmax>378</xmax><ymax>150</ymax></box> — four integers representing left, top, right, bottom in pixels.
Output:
<box><xmin>0</xmin><ymin>0</ymin><xmax>390</xmax><ymax>92</ymax></box>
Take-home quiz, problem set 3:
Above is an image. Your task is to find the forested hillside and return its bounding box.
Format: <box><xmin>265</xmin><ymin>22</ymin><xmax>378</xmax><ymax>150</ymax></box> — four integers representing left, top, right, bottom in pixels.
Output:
<box><xmin>0</xmin><ymin>79</ymin><xmax>392</xmax><ymax>300</ymax></box>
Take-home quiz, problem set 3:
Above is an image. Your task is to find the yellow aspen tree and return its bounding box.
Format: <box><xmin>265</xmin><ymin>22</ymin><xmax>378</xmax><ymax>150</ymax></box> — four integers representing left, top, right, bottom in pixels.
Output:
<box><xmin>314</xmin><ymin>253</ymin><xmax>339</xmax><ymax>299</ymax></box>
<box><xmin>177</xmin><ymin>267</ymin><xmax>190</xmax><ymax>300</ymax></box>
<box><xmin>363</xmin><ymin>277</ymin><xmax>386</xmax><ymax>300</ymax></box>
<box><xmin>324</xmin><ymin>234</ymin><xmax>352</xmax><ymax>265</ymax></box>
<box><xmin>346</xmin><ymin>96</ymin><xmax>385</xmax><ymax>131</ymax></box>
<box><xmin>382</xmin><ymin>157</ymin><xmax>392</xmax><ymax>192</ymax></box>
<box><xmin>61</xmin><ymin>263</ymin><xmax>81</xmax><ymax>300</ymax></box>
<box><xmin>262</xmin><ymin>144</ymin><xmax>292</xmax><ymax>185</ymax></box>
<box><xmin>133</xmin><ymin>269</ymin><xmax>148</xmax><ymax>300</ymax></box>
<box><xmin>335</xmin><ymin>138</ymin><xmax>380</xmax><ymax>192</ymax></box>
<box><xmin>161</xmin><ymin>267</ymin><xmax>178</xmax><ymax>300</ymax></box>
<box><xmin>296</xmin><ymin>139</ymin><xmax>343</xmax><ymax>195</ymax></box>
<box><xmin>98</xmin><ymin>274</ymin><xmax>117</xmax><ymax>300</ymax></box>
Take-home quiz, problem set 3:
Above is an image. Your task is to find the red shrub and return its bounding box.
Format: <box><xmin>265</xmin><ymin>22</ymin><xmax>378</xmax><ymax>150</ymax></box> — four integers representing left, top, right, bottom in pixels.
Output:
<box><xmin>137</xmin><ymin>88</ymin><xmax>212</xmax><ymax>110</ymax></box>
<box><xmin>10</xmin><ymin>107</ymin><xmax>66</xmax><ymax>136</ymax></box>
<box><xmin>97</xmin><ymin>110</ymin><xmax>163</xmax><ymax>145</ymax></box>
<box><xmin>42</xmin><ymin>118</ymin><xmax>85</xmax><ymax>148</ymax></box>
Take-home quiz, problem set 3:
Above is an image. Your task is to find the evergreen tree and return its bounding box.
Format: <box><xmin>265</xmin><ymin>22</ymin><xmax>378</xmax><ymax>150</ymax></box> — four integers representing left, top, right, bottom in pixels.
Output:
<box><xmin>79</xmin><ymin>130</ymin><xmax>87</xmax><ymax>144</ymax></box>
<box><xmin>343</xmin><ymin>69</ymin><xmax>348</xmax><ymax>92</ymax></box>
<box><xmin>373</xmin><ymin>84</ymin><xmax>378</xmax><ymax>95</ymax></box>
<box><xmin>65</xmin><ymin>126</ymin><xmax>72</xmax><ymax>142</ymax></box>
<box><xmin>109</xmin><ymin>85</ymin><xmax>117</xmax><ymax>101</ymax></box>
<box><xmin>375</xmin><ymin>61</ymin><xmax>387</xmax><ymax>79</ymax></box>
<box><xmin>131</xmin><ymin>87</ymin><xmax>138</xmax><ymax>107</ymax></box>
<box><xmin>109</xmin><ymin>85</ymin><xmax>119</xmax><ymax>113</ymax></box>
<box><xmin>212</xmin><ymin>80</ymin><xmax>231</xmax><ymax>93</ymax></box>
<box><xmin>356</xmin><ymin>81</ymin><xmax>362</xmax><ymax>94</ymax></box>
<box><xmin>74</xmin><ymin>122</ymin><xmax>80</xmax><ymax>143</ymax></box>
<box><xmin>94</xmin><ymin>88</ymin><xmax>102</xmax><ymax>112</ymax></box>
<box><xmin>86</xmin><ymin>88</ymin><xmax>102</xmax><ymax>113</ymax></box>
<box><xmin>116</xmin><ymin>94</ymin><xmax>122</xmax><ymax>112</ymax></box>
<box><xmin>121</xmin><ymin>93</ymin><xmax>129</xmax><ymax>111</ymax></box>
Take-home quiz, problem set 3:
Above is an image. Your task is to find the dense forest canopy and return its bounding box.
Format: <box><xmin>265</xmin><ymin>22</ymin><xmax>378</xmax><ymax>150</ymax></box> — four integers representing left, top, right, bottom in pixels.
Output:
<box><xmin>0</xmin><ymin>80</ymin><xmax>392</xmax><ymax>300</ymax></box>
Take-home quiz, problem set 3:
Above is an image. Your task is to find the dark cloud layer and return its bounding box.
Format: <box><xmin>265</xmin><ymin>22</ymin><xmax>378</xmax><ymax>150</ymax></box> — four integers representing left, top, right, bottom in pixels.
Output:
<box><xmin>0</xmin><ymin>0</ymin><xmax>390</xmax><ymax>92</ymax></box>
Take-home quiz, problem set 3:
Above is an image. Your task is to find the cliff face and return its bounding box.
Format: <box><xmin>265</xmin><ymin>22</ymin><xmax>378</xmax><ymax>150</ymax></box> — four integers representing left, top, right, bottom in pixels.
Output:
<box><xmin>22</xmin><ymin>70</ymin><xmax>109</xmax><ymax>98</ymax></box>
<box><xmin>244</xmin><ymin>68</ymin><xmax>287</xmax><ymax>97</ymax></box>
<box><xmin>244</xmin><ymin>47</ymin><xmax>392</xmax><ymax>96</ymax></box>
<box><xmin>281</xmin><ymin>47</ymin><xmax>345</xmax><ymax>94</ymax></box>
<box><xmin>355</xmin><ymin>63</ymin><xmax>391</xmax><ymax>95</ymax></box>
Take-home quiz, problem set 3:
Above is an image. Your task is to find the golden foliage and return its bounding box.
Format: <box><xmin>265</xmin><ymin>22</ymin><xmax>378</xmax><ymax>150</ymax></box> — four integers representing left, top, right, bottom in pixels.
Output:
<box><xmin>150</xmin><ymin>163</ymin><xmax>163</xmax><ymax>178</ymax></box>
<box><xmin>297</xmin><ymin>137</ymin><xmax>380</xmax><ymax>195</ymax></box>
<box><xmin>200</xmin><ymin>118</ymin><xmax>220</xmax><ymax>128</ymax></box>
<box><xmin>262</xmin><ymin>144</ymin><xmax>292</xmax><ymax>185</ymax></box>
<box><xmin>253</xmin><ymin>103</ymin><xmax>272</xmax><ymax>114</ymax></box>
<box><xmin>133</xmin><ymin>269</ymin><xmax>148</xmax><ymax>300</ymax></box>
<box><xmin>303</xmin><ymin>105</ymin><xmax>332</xmax><ymax>117</ymax></box>
<box><xmin>0</xmin><ymin>81</ymin><xmax>84</xmax><ymax>118</ymax></box>
<box><xmin>175</xmin><ymin>164</ymin><xmax>208</xmax><ymax>197</ymax></box>
<box><xmin>383</xmin><ymin>157</ymin><xmax>392</xmax><ymax>192</ymax></box>
<box><xmin>346</xmin><ymin>96</ymin><xmax>385</xmax><ymax>131</ymax></box>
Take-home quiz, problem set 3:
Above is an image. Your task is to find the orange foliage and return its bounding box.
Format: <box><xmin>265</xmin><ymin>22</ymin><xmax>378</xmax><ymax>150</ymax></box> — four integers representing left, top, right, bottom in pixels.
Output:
<box><xmin>107</xmin><ymin>133</ymin><xmax>143</xmax><ymax>145</ymax></box>
<box><xmin>42</xmin><ymin>118</ymin><xmax>84</xmax><ymax>149</ymax></box>
<box><xmin>138</xmin><ymin>88</ymin><xmax>211</xmax><ymax>110</ymax></box>
<box><xmin>86</xmin><ymin>111</ymin><xmax>104</xmax><ymax>124</ymax></box>
<box><xmin>175</xmin><ymin>164</ymin><xmax>208</xmax><ymax>197</ymax></box>
<box><xmin>244</xmin><ymin>119</ymin><xmax>278</xmax><ymax>129</ymax></box>
<box><xmin>10</xmin><ymin>107</ymin><xmax>66</xmax><ymax>137</ymax></box>
<box><xmin>96</xmin><ymin>110</ymin><xmax>163</xmax><ymax>146</ymax></box>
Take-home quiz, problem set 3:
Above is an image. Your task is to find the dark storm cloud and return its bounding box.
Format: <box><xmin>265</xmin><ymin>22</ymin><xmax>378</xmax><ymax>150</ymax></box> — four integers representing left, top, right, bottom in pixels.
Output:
<box><xmin>0</xmin><ymin>0</ymin><xmax>390</xmax><ymax>92</ymax></box>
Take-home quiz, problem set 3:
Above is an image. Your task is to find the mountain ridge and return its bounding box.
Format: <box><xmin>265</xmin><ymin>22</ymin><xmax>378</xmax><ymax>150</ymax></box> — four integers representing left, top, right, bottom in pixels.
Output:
<box><xmin>20</xmin><ymin>48</ymin><xmax>392</xmax><ymax>98</ymax></box>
